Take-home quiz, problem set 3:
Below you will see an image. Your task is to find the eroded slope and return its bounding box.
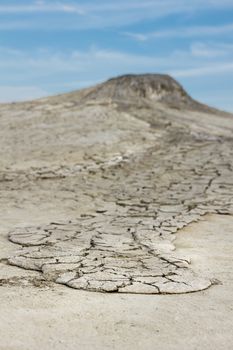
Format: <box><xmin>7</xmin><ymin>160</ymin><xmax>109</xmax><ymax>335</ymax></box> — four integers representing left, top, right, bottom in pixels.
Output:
<box><xmin>1</xmin><ymin>74</ymin><xmax>233</xmax><ymax>294</ymax></box>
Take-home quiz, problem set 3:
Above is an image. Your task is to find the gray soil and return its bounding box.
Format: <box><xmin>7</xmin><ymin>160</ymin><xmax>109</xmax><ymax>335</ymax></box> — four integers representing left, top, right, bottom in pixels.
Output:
<box><xmin>0</xmin><ymin>74</ymin><xmax>233</xmax><ymax>348</ymax></box>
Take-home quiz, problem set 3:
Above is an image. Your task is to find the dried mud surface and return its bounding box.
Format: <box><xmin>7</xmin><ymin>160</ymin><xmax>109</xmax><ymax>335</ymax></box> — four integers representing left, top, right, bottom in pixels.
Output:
<box><xmin>1</xmin><ymin>74</ymin><xmax>233</xmax><ymax>294</ymax></box>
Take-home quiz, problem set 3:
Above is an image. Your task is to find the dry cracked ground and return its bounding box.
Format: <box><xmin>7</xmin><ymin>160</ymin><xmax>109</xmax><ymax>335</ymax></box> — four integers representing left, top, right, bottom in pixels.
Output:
<box><xmin>0</xmin><ymin>74</ymin><xmax>233</xmax><ymax>349</ymax></box>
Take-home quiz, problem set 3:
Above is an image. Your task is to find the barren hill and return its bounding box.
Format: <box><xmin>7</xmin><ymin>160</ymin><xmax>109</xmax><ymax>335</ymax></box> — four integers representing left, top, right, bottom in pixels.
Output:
<box><xmin>0</xmin><ymin>74</ymin><xmax>233</xmax><ymax>295</ymax></box>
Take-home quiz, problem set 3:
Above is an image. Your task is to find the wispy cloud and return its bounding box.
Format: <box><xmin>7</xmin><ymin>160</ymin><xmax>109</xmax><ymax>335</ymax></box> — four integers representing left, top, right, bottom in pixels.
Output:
<box><xmin>124</xmin><ymin>23</ymin><xmax>233</xmax><ymax>41</ymax></box>
<box><xmin>1</xmin><ymin>44</ymin><xmax>233</xmax><ymax>77</ymax></box>
<box><xmin>0</xmin><ymin>47</ymin><xmax>162</xmax><ymax>76</ymax></box>
<box><xmin>1</xmin><ymin>1</ymin><xmax>233</xmax><ymax>30</ymax></box>
<box><xmin>0</xmin><ymin>3</ymin><xmax>85</xmax><ymax>15</ymax></box>
<box><xmin>171</xmin><ymin>62</ymin><xmax>233</xmax><ymax>78</ymax></box>
<box><xmin>0</xmin><ymin>43</ymin><xmax>233</xmax><ymax>94</ymax></box>
<box><xmin>190</xmin><ymin>42</ymin><xmax>233</xmax><ymax>58</ymax></box>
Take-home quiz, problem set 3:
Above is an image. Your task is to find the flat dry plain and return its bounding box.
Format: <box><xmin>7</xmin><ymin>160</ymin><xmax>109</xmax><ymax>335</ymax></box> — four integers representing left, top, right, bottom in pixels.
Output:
<box><xmin>0</xmin><ymin>75</ymin><xmax>233</xmax><ymax>349</ymax></box>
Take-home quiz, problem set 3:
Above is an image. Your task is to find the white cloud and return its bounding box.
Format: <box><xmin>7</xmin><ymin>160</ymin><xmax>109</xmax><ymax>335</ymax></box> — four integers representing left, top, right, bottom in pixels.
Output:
<box><xmin>170</xmin><ymin>62</ymin><xmax>233</xmax><ymax>78</ymax></box>
<box><xmin>0</xmin><ymin>42</ymin><xmax>220</xmax><ymax>70</ymax></box>
<box><xmin>125</xmin><ymin>23</ymin><xmax>233</xmax><ymax>41</ymax></box>
<box><xmin>190</xmin><ymin>42</ymin><xmax>233</xmax><ymax>58</ymax></box>
<box><xmin>0</xmin><ymin>44</ymin><xmax>233</xmax><ymax>81</ymax></box>
<box><xmin>123</xmin><ymin>32</ymin><xmax>148</xmax><ymax>42</ymax></box>
<box><xmin>0</xmin><ymin>47</ymin><xmax>165</xmax><ymax>75</ymax></box>
<box><xmin>1</xmin><ymin>1</ymin><xmax>233</xmax><ymax>30</ymax></box>
<box><xmin>0</xmin><ymin>3</ymin><xmax>85</xmax><ymax>15</ymax></box>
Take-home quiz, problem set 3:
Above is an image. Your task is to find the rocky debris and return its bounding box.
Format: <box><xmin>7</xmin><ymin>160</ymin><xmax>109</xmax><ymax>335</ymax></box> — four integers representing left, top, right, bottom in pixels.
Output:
<box><xmin>1</xmin><ymin>74</ymin><xmax>233</xmax><ymax>294</ymax></box>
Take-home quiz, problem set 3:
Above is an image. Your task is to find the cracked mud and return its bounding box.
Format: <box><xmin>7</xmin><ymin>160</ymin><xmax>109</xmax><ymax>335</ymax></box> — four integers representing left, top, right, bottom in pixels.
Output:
<box><xmin>1</xmin><ymin>74</ymin><xmax>233</xmax><ymax>294</ymax></box>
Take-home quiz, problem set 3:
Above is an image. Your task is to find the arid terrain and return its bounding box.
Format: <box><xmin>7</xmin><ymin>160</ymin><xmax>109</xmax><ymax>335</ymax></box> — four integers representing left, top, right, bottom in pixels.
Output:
<box><xmin>0</xmin><ymin>74</ymin><xmax>233</xmax><ymax>349</ymax></box>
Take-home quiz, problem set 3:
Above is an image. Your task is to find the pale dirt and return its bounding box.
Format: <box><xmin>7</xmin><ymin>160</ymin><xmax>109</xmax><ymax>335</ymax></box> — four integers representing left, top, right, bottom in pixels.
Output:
<box><xmin>0</xmin><ymin>214</ymin><xmax>233</xmax><ymax>350</ymax></box>
<box><xmin>0</xmin><ymin>75</ymin><xmax>233</xmax><ymax>348</ymax></box>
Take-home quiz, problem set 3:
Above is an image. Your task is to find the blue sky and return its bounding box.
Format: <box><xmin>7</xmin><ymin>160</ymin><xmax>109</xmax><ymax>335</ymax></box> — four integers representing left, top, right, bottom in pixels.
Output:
<box><xmin>0</xmin><ymin>0</ymin><xmax>233</xmax><ymax>112</ymax></box>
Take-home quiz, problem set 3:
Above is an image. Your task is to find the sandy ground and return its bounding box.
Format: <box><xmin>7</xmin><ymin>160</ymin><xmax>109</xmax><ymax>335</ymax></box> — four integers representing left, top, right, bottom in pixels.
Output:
<box><xmin>1</xmin><ymin>75</ymin><xmax>233</xmax><ymax>349</ymax></box>
<box><xmin>1</xmin><ymin>214</ymin><xmax>232</xmax><ymax>350</ymax></box>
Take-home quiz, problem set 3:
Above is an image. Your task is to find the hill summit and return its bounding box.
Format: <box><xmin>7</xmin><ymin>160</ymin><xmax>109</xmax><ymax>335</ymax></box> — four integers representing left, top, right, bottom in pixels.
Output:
<box><xmin>87</xmin><ymin>74</ymin><xmax>187</xmax><ymax>100</ymax></box>
<box><xmin>69</xmin><ymin>73</ymin><xmax>210</xmax><ymax>111</ymax></box>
